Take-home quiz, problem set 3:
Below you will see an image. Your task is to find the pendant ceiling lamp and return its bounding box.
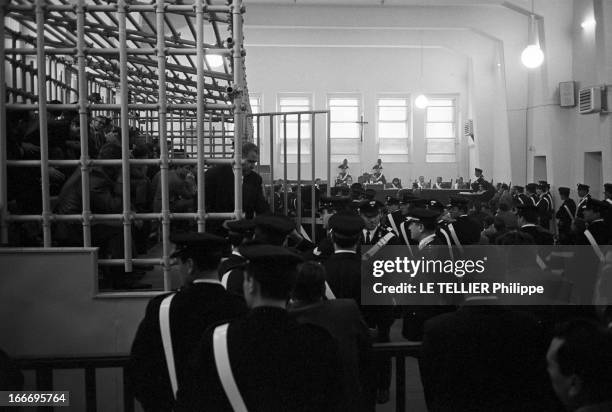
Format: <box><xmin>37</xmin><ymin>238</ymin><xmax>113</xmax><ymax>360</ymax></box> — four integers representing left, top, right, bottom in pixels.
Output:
<box><xmin>415</xmin><ymin>30</ymin><xmax>428</xmax><ymax>109</ymax></box>
<box><xmin>521</xmin><ymin>0</ymin><xmax>544</xmax><ymax>69</ymax></box>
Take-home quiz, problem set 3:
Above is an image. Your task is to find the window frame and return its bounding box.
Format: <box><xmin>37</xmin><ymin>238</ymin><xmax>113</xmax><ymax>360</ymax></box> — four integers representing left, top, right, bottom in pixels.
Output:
<box><xmin>327</xmin><ymin>93</ymin><xmax>362</xmax><ymax>165</ymax></box>
<box><xmin>376</xmin><ymin>94</ymin><xmax>412</xmax><ymax>163</ymax></box>
<box><xmin>424</xmin><ymin>95</ymin><xmax>459</xmax><ymax>163</ymax></box>
<box><xmin>277</xmin><ymin>92</ymin><xmax>313</xmax><ymax>164</ymax></box>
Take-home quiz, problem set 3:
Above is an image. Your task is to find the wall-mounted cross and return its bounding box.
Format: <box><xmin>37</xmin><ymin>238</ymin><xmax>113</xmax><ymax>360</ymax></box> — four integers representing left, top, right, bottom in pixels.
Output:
<box><xmin>355</xmin><ymin>114</ymin><xmax>368</xmax><ymax>142</ymax></box>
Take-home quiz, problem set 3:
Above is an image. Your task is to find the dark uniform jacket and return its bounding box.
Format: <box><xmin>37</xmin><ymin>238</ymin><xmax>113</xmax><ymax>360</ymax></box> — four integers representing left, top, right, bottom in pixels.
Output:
<box><xmin>513</xmin><ymin>193</ymin><xmax>532</xmax><ymax>208</ymax></box>
<box><xmin>175</xmin><ymin>307</ymin><xmax>342</xmax><ymax>412</ymax></box>
<box><xmin>204</xmin><ymin>165</ymin><xmax>269</xmax><ymax>230</ymax></box>
<box><xmin>575</xmin><ymin>194</ymin><xmax>591</xmax><ymax>219</ymax></box>
<box><xmin>536</xmin><ymin>194</ymin><xmax>553</xmax><ymax>228</ymax></box>
<box><xmin>519</xmin><ymin>224</ymin><xmax>554</xmax><ymax>245</ymax></box>
<box><xmin>360</xmin><ymin>225</ymin><xmax>396</xmax><ymax>246</ymax></box>
<box><xmin>439</xmin><ymin>215</ymin><xmax>481</xmax><ymax>247</ymax></box>
<box><xmin>556</xmin><ymin>199</ymin><xmax>576</xmax><ymax>232</ymax></box>
<box><xmin>128</xmin><ymin>282</ymin><xmax>247</xmax><ymax>411</ymax></box>
<box><xmin>324</xmin><ymin>252</ymin><xmax>393</xmax><ymax>334</ymax></box>
<box><xmin>419</xmin><ymin>303</ymin><xmax>560</xmax><ymax>412</ymax></box>
<box><xmin>577</xmin><ymin>219</ymin><xmax>610</xmax><ymax>246</ymax></box>
<box><xmin>289</xmin><ymin>299</ymin><xmax>374</xmax><ymax>412</ymax></box>
<box><xmin>218</xmin><ymin>252</ymin><xmax>247</xmax><ymax>298</ymax></box>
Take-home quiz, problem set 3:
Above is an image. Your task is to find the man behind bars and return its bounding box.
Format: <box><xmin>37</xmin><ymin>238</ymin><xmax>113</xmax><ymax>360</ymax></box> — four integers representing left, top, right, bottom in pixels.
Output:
<box><xmin>204</xmin><ymin>142</ymin><xmax>270</xmax><ymax>234</ymax></box>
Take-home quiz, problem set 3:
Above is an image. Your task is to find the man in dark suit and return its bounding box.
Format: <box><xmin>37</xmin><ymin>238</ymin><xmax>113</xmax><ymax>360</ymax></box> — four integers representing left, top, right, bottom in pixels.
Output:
<box><xmin>556</xmin><ymin>187</ymin><xmax>576</xmax><ymax>245</ymax></box>
<box><xmin>324</xmin><ymin>212</ymin><xmax>394</xmax><ymax>404</ymax></box>
<box><xmin>517</xmin><ymin>203</ymin><xmax>554</xmax><ymax>245</ymax></box>
<box><xmin>204</xmin><ymin>142</ymin><xmax>269</xmax><ymax>234</ymax></box>
<box><xmin>176</xmin><ymin>245</ymin><xmax>341</xmax><ymax>412</ymax></box>
<box><xmin>358</xmin><ymin>200</ymin><xmax>397</xmax><ymax>247</ymax></box>
<box><xmin>128</xmin><ymin>233</ymin><xmax>247</xmax><ymax>412</ymax></box>
<box><xmin>289</xmin><ymin>261</ymin><xmax>374</xmax><ymax>412</ymax></box>
<box><xmin>420</xmin><ymin>303</ymin><xmax>560</xmax><ymax>412</ymax></box>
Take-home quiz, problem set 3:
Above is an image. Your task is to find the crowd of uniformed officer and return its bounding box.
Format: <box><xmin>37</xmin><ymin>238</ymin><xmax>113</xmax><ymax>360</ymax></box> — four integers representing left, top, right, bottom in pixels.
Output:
<box><xmin>127</xmin><ymin>161</ymin><xmax>612</xmax><ymax>411</ymax></box>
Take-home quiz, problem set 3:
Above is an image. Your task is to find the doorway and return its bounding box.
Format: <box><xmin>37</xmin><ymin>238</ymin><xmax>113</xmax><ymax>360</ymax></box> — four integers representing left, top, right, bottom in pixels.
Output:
<box><xmin>584</xmin><ymin>152</ymin><xmax>603</xmax><ymax>199</ymax></box>
<box><xmin>533</xmin><ymin>156</ymin><xmax>547</xmax><ymax>183</ymax></box>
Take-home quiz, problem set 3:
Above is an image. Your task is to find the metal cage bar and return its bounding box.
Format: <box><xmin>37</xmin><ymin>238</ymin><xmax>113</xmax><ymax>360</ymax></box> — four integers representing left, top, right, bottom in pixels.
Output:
<box><xmin>2</xmin><ymin>0</ymin><xmax>247</xmax><ymax>292</ymax></box>
<box><xmin>196</xmin><ymin>0</ymin><xmax>206</xmax><ymax>232</ymax></box>
<box><xmin>0</xmin><ymin>0</ymin><xmax>7</xmax><ymax>243</ymax></box>
<box><xmin>118</xmin><ymin>0</ymin><xmax>133</xmax><ymax>272</ymax></box>
<box><xmin>35</xmin><ymin>0</ymin><xmax>52</xmax><ymax>247</ymax></box>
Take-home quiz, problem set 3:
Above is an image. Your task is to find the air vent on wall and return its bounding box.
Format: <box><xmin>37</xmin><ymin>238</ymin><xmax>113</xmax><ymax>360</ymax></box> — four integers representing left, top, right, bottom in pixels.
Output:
<box><xmin>579</xmin><ymin>87</ymin><xmax>602</xmax><ymax>114</ymax></box>
<box><xmin>463</xmin><ymin>119</ymin><xmax>474</xmax><ymax>138</ymax></box>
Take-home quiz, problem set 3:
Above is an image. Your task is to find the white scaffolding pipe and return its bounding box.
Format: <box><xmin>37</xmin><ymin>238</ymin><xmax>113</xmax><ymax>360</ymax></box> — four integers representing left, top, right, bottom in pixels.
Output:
<box><xmin>311</xmin><ymin>114</ymin><xmax>316</xmax><ymax>240</ymax></box>
<box><xmin>157</xmin><ymin>0</ymin><xmax>172</xmax><ymax>291</ymax></box>
<box><xmin>232</xmin><ymin>0</ymin><xmax>244</xmax><ymax>220</ymax></box>
<box><xmin>76</xmin><ymin>0</ymin><xmax>92</xmax><ymax>247</ymax></box>
<box><xmin>296</xmin><ymin>113</ymin><xmax>302</xmax><ymax>227</ymax></box>
<box><xmin>118</xmin><ymin>0</ymin><xmax>133</xmax><ymax>272</ymax></box>
<box><xmin>6</xmin><ymin>4</ymin><xmax>232</xmax><ymax>13</ymax></box>
<box><xmin>0</xmin><ymin>0</ymin><xmax>7</xmax><ymax>243</ymax></box>
<box><xmin>196</xmin><ymin>0</ymin><xmax>206</xmax><ymax>232</ymax></box>
<box><xmin>35</xmin><ymin>0</ymin><xmax>52</xmax><ymax>247</ymax></box>
<box><xmin>269</xmin><ymin>115</ymin><xmax>275</xmax><ymax>214</ymax></box>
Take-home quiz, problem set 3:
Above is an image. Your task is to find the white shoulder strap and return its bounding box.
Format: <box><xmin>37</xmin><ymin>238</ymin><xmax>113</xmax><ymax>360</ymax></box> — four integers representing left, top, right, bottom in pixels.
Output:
<box><xmin>324</xmin><ymin>281</ymin><xmax>336</xmax><ymax>300</ymax></box>
<box><xmin>213</xmin><ymin>323</ymin><xmax>249</xmax><ymax>412</ymax></box>
<box><xmin>563</xmin><ymin>205</ymin><xmax>575</xmax><ymax>223</ymax></box>
<box><xmin>159</xmin><ymin>293</ymin><xmax>178</xmax><ymax>399</ymax></box>
<box><xmin>221</xmin><ymin>270</ymin><xmax>231</xmax><ymax>289</ymax></box>
<box><xmin>438</xmin><ymin>228</ymin><xmax>455</xmax><ymax>260</ymax></box>
<box><xmin>399</xmin><ymin>222</ymin><xmax>414</xmax><ymax>257</ymax></box>
<box><xmin>362</xmin><ymin>232</ymin><xmax>395</xmax><ymax>261</ymax></box>
<box><xmin>387</xmin><ymin>213</ymin><xmax>399</xmax><ymax>236</ymax></box>
<box><xmin>584</xmin><ymin>230</ymin><xmax>605</xmax><ymax>262</ymax></box>
<box><xmin>447</xmin><ymin>223</ymin><xmax>465</xmax><ymax>254</ymax></box>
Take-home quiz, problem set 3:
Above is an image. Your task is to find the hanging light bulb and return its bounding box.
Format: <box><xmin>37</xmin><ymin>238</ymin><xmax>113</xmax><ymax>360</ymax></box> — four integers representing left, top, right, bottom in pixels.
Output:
<box><xmin>415</xmin><ymin>31</ymin><xmax>428</xmax><ymax>109</ymax></box>
<box><xmin>521</xmin><ymin>44</ymin><xmax>544</xmax><ymax>68</ymax></box>
<box><xmin>521</xmin><ymin>4</ymin><xmax>544</xmax><ymax>69</ymax></box>
<box><xmin>206</xmin><ymin>54</ymin><xmax>224</xmax><ymax>68</ymax></box>
<box><xmin>415</xmin><ymin>94</ymin><xmax>429</xmax><ymax>109</ymax></box>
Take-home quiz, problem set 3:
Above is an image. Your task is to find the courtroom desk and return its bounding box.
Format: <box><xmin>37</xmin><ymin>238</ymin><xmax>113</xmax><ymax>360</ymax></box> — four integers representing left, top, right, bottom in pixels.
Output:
<box><xmin>373</xmin><ymin>189</ymin><xmax>472</xmax><ymax>204</ymax></box>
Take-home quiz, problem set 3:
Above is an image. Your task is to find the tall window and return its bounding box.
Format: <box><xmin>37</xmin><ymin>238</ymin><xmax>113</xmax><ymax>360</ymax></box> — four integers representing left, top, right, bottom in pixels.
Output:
<box><xmin>278</xmin><ymin>94</ymin><xmax>311</xmax><ymax>163</ymax></box>
<box><xmin>249</xmin><ymin>94</ymin><xmax>261</xmax><ymax>146</ymax></box>
<box><xmin>329</xmin><ymin>96</ymin><xmax>361</xmax><ymax>164</ymax></box>
<box><xmin>425</xmin><ymin>98</ymin><xmax>457</xmax><ymax>163</ymax></box>
<box><xmin>377</xmin><ymin>97</ymin><xmax>410</xmax><ymax>162</ymax></box>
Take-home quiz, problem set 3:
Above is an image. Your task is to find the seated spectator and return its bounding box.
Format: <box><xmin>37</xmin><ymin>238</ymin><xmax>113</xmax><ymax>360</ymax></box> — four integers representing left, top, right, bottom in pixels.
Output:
<box><xmin>390</xmin><ymin>177</ymin><xmax>402</xmax><ymax>189</ymax></box>
<box><xmin>289</xmin><ymin>261</ymin><xmax>374</xmax><ymax>412</ymax></box>
<box><xmin>546</xmin><ymin>319</ymin><xmax>612</xmax><ymax>411</ymax></box>
<box><xmin>433</xmin><ymin>176</ymin><xmax>443</xmax><ymax>189</ymax></box>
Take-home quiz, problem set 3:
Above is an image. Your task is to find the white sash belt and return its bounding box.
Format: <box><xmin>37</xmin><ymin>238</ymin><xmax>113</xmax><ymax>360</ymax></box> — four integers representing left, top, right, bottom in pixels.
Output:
<box><xmin>584</xmin><ymin>230</ymin><xmax>605</xmax><ymax>262</ymax></box>
<box><xmin>448</xmin><ymin>224</ymin><xmax>464</xmax><ymax>254</ymax></box>
<box><xmin>159</xmin><ymin>294</ymin><xmax>178</xmax><ymax>399</ymax></box>
<box><xmin>438</xmin><ymin>228</ymin><xmax>455</xmax><ymax>260</ymax></box>
<box><xmin>213</xmin><ymin>324</ymin><xmax>249</xmax><ymax>412</ymax></box>
<box><xmin>399</xmin><ymin>222</ymin><xmax>414</xmax><ymax>257</ymax></box>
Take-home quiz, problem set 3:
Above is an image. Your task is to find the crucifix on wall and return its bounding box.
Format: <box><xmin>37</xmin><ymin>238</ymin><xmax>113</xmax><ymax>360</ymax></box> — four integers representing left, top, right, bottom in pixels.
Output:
<box><xmin>355</xmin><ymin>114</ymin><xmax>368</xmax><ymax>142</ymax></box>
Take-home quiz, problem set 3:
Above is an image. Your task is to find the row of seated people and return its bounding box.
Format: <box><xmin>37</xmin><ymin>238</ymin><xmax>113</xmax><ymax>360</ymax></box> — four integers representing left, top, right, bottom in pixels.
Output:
<box><xmin>125</xmin><ymin>209</ymin><xmax>612</xmax><ymax>412</ymax></box>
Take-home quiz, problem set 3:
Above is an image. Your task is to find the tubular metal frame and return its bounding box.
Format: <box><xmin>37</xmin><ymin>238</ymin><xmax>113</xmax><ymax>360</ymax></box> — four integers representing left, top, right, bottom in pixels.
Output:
<box><xmin>248</xmin><ymin>110</ymin><xmax>331</xmax><ymax>241</ymax></box>
<box><xmin>1</xmin><ymin>0</ymin><xmax>249</xmax><ymax>292</ymax></box>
